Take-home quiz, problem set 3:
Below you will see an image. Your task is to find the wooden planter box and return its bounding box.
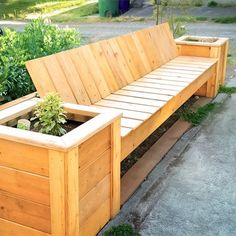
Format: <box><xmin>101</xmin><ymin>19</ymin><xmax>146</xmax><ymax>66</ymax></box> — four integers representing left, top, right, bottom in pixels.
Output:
<box><xmin>175</xmin><ymin>35</ymin><xmax>228</xmax><ymax>96</ymax></box>
<box><xmin>0</xmin><ymin>98</ymin><xmax>121</xmax><ymax>236</ymax></box>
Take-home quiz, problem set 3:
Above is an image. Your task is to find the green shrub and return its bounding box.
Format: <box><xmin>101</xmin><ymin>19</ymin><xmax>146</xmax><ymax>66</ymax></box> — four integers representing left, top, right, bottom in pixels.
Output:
<box><xmin>0</xmin><ymin>19</ymin><xmax>80</xmax><ymax>103</ymax></box>
<box><xmin>208</xmin><ymin>1</ymin><xmax>218</xmax><ymax>7</ymax></box>
<box><xmin>31</xmin><ymin>93</ymin><xmax>67</xmax><ymax>136</ymax></box>
<box><xmin>103</xmin><ymin>224</ymin><xmax>140</xmax><ymax>236</ymax></box>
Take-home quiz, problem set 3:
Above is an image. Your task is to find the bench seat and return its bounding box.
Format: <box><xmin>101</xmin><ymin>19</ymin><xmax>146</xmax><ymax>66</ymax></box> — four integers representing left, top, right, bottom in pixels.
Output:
<box><xmin>92</xmin><ymin>55</ymin><xmax>217</xmax><ymax>137</ymax></box>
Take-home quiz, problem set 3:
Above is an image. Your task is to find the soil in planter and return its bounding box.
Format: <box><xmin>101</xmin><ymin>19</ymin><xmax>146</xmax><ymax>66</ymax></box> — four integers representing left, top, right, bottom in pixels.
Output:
<box><xmin>30</xmin><ymin>119</ymin><xmax>83</xmax><ymax>133</ymax></box>
<box><xmin>121</xmin><ymin>96</ymin><xmax>197</xmax><ymax>177</ymax></box>
<box><xmin>185</xmin><ymin>37</ymin><xmax>218</xmax><ymax>43</ymax></box>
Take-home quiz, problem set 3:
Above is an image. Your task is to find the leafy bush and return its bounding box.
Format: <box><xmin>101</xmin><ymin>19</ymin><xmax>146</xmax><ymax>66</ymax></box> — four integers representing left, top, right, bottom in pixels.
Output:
<box><xmin>208</xmin><ymin>1</ymin><xmax>218</xmax><ymax>7</ymax></box>
<box><xmin>0</xmin><ymin>19</ymin><xmax>80</xmax><ymax>103</ymax></box>
<box><xmin>103</xmin><ymin>224</ymin><xmax>140</xmax><ymax>236</ymax></box>
<box><xmin>31</xmin><ymin>93</ymin><xmax>67</xmax><ymax>136</ymax></box>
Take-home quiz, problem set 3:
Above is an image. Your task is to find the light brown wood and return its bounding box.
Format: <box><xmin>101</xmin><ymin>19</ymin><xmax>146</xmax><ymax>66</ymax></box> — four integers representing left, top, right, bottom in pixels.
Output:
<box><xmin>96</xmin><ymin>99</ymin><xmax>158</xmax><ymax>113</ymax></box>
<box><xmin>79</xmin><ymin>126</ymin><xmax>111</xmax><ymax>169</ymax></box>
<box><xmin>79</xmin><ymin>149</ymin><xmax>111</xmax><ymax>199</ymax></box>
<box><xmin>105</xmin><ymin>94</ymin><xmax>166</xmax><ymax>107</ymax></box>
<box><xmin>0</xmin><ymin>166</ymin><xmax>49</xmax><ymax>205</ymax></box>
<box><xmin>79</xmin><ymin>175</ymin><xmax>110</xmax><ymax>225</ymax></box>
<box><xmin>122</xmin><ymin>85</ymin><xmax>178</xmax><ymax>96</ymax></box>
<box><xmin>0</xmin><ymin>218</ymin><xmax>50</xmax><ymax>236</ymax></box>
<box><xmin>49</xmin><ymin>150</ymin><xmax>66</xmax><ymax>236</ymax></box>
<box><xmin>79</xmin><ymin>199</ymin><xmax>110</xmax><ymax>236</ymax></box>
<box><xmin>0</xmin><ymin>192</ymin><xmax>51</xmax><ymax>233</ymax></box>
<box><xmin>115</xmin><ymin>89</ymin><xmax>172</xmax><ymax>101</ymax></box>
<box><xmin>121</xmin><ymin>64</ymin><xmax>216</xmax><ymax>159</ymax></box>
<box><xmin>110</xmin><ymin>119</ymin><xmax>121</xmax><ymax>217</ymax></box>
<box><xmin>0</xmin><ymin>140</ymin><xmax>48</xmax><ymax>176</ymax></box>
<box><xmin>56</xmin><ymin>52</ymin><xmax>91</xmax><ymax>105</ymax></box>
<box><xmin>66</xmin><ymin>148</ymin><xmax>80</xmax><ymax>236</ymax></box>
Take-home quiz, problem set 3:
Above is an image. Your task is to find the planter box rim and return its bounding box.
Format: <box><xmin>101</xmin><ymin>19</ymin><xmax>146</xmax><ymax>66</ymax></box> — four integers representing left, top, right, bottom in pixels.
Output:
<box><xmin>0</xmin><ymin>98</ymin><xmax>122</xmax><ymax>151</ymax></box>
<box><xmin>175</xmin><ymin>35</ymin><xmax>228</xmax><ymax>47</ymax></box>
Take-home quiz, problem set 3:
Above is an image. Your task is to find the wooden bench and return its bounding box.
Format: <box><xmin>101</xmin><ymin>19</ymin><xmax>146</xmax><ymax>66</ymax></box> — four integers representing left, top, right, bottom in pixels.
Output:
<box><xmin>26</xmin><ymin>22</ymin><xmax>227</xmax><ymax>161</ymax></box>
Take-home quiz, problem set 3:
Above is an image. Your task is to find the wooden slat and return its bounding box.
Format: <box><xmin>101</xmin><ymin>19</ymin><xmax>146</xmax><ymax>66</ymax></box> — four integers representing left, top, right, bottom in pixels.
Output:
<box><xmin>56</xmin><ymin>51</ymin><xmax>91</xmax><ymax>105</ymax></box>
<box><xmin>76</xmin><ymin>46</ymin><xmax>111</xmax><ymax>98</ymax></box>
<box><xmin>117</xmin><ymin>34</ymin><xmax>146</xmax><ymax>78</ymax></box>
<box><xmin>0</xmin><ymin>218</ymin><xmax>50</xmax><ymax>236</ymax></box>
<box><xmin>139</xmin><ymin>77</ymin><xmax>189</xmax><ymax>87</ymax></box>
<box><xmin>131</xmin><ymin>33</ymin><xmax>152</xmax><ymax>73</ymax></box>
<box><xmin>121</xmin><ymin>118</ymin><xmax>143</xmax><ymax>129</ymax></box>
<box><xmin>26</xmin><ymin>59</ymin><xmax>56</xmax><ymax>97</ymax></box>
<box><xmin>146</xmin><ymin>71</ymin><xmax>197</xmax><ymax>79</ymax></box>
<box><xmin>135</xmin><ymin>28</ymin><xmax>160</xmax><ymax>70</ymax></box>
<box><xmin>79</xmin><ymin>199</ymin><xmax>110</xmax><ymax>236</ymax></box>
<box><xmin>116</xmin><ymin>36</ymin><xmax>140</xmax><ymax>80</ymax></box>
<box><xmin>42</xmin><ymin>56</ymin><xmax>77</xmax><ymax>103</ymax></box>
<box><xmin>110</xmin><ymin>118</ymin><xmax>121</xmax><ymax>217</ymax></box>
<box><xmin>157</xmin><ymin>68</ymin><xmax>201</xmax><ymax>75</ymax></box>
<box><xmin>145</xmin><ymin>73</ymin><xmax>193</xmax><ymax>83</ymax></box>
<box><xmin>132</xmin><ymin>81</ymin><xmax>183</xmax><ymax>91</ymax></box>
<box><xmin>0</xmin><ymin>139</ymin><xmax>48</xmax><ymax>176</ymax></box>
<box><xmin>89</xmin><ymin>42</ymin><xmax>119</xmax><ymax>92</ymax></box>
<box><xmin>166</xmin><ymin>61</ymin><xmax>211</xmax><ymax>69</ymax></box>
<box><xmin>0</xmin><ymin>192</ymin><xmax>50</xmax><ymax>233</ymax></box>
<box><xmin>93</xmin><ymin>105</ymin><xmax>151</xmax><ymax>120</ymax></box>
<box><xmin>49</xmin><ymin>150</ymin><xmax>66</xmax><ymax>236</ymax></box>
<box><xmin>0</xmin><ymin>166</ymin><xmax>49</xmax><ymax>205</ymax></box>
<box><xmin>99</xmin><ymin>40</ymin><xmax>128</xmax><ymax>88</ymax></box>
<box><xmin>108</xmin><ymin>38</ymin><xmax>134</xmax><ymax>84</ymax></box>
<box><xmin>80</xmin><ymin>175</ymin><xmax>110</xmax><ymax>225</ymax></box>
<box><xmin>96</xmin><ymin>100</ymin><xmax>158</xmax><ymax>113</ymax></box>
<box><xmin>115</xmin><ymin>89</ymin><xmax>172</xmax><ymax>101</ymax></box>
<box><xmin>162</xmin><ymin>64</ymin><xmax>207</xmax><ymax>72</ymax></box>
<box><xmin>79</xmin><ymin>126</ymin><xmax>111</xmax><ymax>170</ymax></box>
<box><xmin>122</xmin><ymin>84</ymin><xmax>178</xmax><ymax>96</ymax></box>
<box><xmin>79</xmin><ymin>149</ymin><xmax>111</xmax><ymax>199</ymax></box>
<box><xmin>69</xmin><ymin>48</ymin><xmax>102</xmax><ymax>104</ymax></box>
<box><xmin>105</xmin><ymin>94</ymin><xmax>166</xmax><ymax>107</ymax></box>
<box><xmin>66</xmin><ymin>148</ymin><xmax>80</xmax><ymax>236</ymax></box>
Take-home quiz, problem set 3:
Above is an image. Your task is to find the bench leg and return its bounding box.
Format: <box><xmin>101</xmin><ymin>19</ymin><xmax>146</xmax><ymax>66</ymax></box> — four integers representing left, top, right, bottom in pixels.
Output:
<box><xmin>195</xmin><ymin>66</ymin><xmax>218</xmax><ymax>98</ymax></box>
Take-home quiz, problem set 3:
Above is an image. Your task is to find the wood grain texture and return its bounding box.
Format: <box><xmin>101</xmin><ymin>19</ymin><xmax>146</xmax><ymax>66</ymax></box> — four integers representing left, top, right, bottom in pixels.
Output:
<box><xmin>0</xmin><ymin>218</ymin><xmax>50</xmax><ymax>236</ymax></box>
<box><xmin>0</xmin><ymin>192</ymin><xmax>51</xmax><ymax>233</ymax></box>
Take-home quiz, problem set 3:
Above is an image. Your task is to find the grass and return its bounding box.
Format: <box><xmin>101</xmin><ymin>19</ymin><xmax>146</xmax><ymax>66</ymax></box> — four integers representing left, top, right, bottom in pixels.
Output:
<box><xmin>219</xmin><ymin>86</ymin><xmax>236</xmax><ymax>94</ymax></box>
<box><xmin>179</xmin><ymin>103</ymin><xmax>217</xmax><ymax>126</ymax></box>
<box><xmin>103</xmin><ymin>224</ymin><xmax>140</xmax><ymax>236</ymax></box>
<box><xmin>213</xmin><ymin>16</ymin><xmax>236</xmax><ymax>24</ymax></box>
<box><xmin>51</xmin><ymin>2</ymin><xmax>98</xmax><ymax>22</ymax></box>
<box><xmin>0</xmin><ymin>0</ymin><xmax>85</xmax><ymax>20</ymax></box>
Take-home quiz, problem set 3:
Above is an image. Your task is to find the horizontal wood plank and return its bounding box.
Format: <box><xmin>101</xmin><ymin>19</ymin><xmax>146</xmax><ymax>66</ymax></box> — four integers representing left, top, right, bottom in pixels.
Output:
<box><xmin>96</xmin><ymin>100</ymin><xmax>158</xmax><ymax>113</ymax></box>
<box><xmin>0</xmin><ymin>140</ymin><xmax>48</xmax><ymax>176</ymax></box>
<box><xmin>0</xmin><ymin>192</ymin><xmax>50</xmax><ymax>233</ymax></box>
<box><xmin>0</xmin><ymin>166</ymin><xmax>49</xmax><ymax>205</ymax></box>
<box><xmin>0</xmin><ymin>218</ymin><xmax>50</xmax><ymax>236</ymax></box>
<box><xmin>105</xmin><ymin>94</ymin><xmax>166</xmax><ymax>107</ymax></box>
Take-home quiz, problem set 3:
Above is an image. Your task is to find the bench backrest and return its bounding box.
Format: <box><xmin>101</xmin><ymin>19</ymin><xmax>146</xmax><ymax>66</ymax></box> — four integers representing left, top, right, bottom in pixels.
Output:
<box><xmin>26</xmin><ymin>22</ymin><xmax>178</xmax><ymax>105</ymax></box>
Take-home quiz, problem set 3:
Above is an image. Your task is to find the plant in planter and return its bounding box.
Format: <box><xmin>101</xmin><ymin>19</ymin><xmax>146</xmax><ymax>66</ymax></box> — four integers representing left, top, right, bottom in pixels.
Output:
<box><xmin>31</xmin><ymin>92</ymin><xmax>67</xmax><ymax>136</ymax></box>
